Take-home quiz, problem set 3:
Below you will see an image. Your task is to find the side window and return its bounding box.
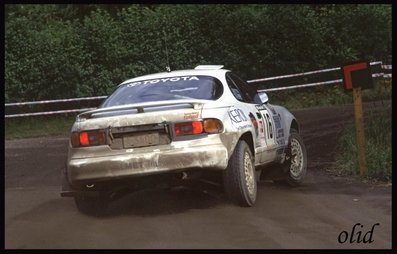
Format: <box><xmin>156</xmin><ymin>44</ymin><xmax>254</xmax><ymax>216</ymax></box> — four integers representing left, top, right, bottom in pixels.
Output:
<box><xmin>226</xmin><ymin>72</ymin><xmax>262</xmax><ymax>104</ymax></box>
<box><xmin>229</xmin><ymin>74</ymin><xmax>253</xmax><ymax>103</ymax></box>
<box><xmin>226</xmin><ymin>75</ymin><xmax>245</xmax><ymax>102</ymax></box>
<box><xmin>231</xmin><ymin>73</ymin><xmax>262</xmax><ymax>104</ymax></box>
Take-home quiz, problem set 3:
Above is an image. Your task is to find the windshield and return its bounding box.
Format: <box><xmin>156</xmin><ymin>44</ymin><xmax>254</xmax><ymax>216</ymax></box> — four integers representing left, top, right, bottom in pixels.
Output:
<box><xmin>101</xmin><ymin>75</ymin><xmax>223</xmax><ymax>108</ymax></box>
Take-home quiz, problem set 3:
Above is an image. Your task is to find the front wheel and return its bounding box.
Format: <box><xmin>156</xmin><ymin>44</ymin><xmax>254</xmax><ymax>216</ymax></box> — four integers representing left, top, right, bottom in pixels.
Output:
<box><xmin>276</xmin><ymin>129</ymin><xmax>307</xmax><ymax>186</ymax></box>
<box><xmin>223</xmin><ymin>140</ymin><xmax>257</xmax><ymax>207</ymax></box>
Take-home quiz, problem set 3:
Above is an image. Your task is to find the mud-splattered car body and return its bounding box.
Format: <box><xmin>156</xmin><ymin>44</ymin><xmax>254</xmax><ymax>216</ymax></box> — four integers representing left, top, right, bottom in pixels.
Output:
<box><xmin>61</xmin><ymin>65</ymin><xmax>307</xmax><ymax>213</ymax></box>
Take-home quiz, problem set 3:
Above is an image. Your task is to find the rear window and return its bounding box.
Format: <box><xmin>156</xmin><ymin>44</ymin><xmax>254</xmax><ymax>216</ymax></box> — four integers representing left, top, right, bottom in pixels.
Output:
<box><xmin>101</xmin><ymin>75</ymin><xmax>223</xmax><ymax>108</ymax></box>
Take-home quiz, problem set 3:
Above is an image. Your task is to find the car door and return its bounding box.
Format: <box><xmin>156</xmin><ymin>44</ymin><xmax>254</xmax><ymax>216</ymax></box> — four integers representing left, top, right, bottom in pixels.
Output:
<box><xmin>254</xmin><ymin>102</ymin><xmax>282</xmax><ymax>163</ymax></box>
<box><xmin>226</xmin><ymin>73</ymin><xmax>280</xmax><ymax>164</ymax></box>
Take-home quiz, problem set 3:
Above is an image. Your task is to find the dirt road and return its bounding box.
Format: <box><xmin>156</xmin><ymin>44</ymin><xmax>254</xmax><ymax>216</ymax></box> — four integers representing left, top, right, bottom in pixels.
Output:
<box><xmin>5</xmin><ymin>101</ymin><xmax>391</xmax><ymax>249</ymax></box>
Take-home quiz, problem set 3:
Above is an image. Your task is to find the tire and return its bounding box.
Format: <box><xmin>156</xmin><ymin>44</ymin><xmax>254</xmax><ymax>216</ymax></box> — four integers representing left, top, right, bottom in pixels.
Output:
<box><xmin>275</xmin><ymin>129</ymin><xmax>307</xmax><ymax>186</ymax></box>
<box><xmin>223</xmin><ymin>140</ymin><xmax>257</xmax><ymax>207</ymax></box>
<box><xmin>74</xmin><ymin>193</ymin><xmax>109</xmax><ymax>216</ymax></box>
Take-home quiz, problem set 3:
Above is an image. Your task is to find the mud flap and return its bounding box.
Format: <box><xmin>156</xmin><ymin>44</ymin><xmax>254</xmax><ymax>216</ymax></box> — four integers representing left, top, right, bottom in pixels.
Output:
<box><xmin>60</xmin><ymin>165</ymin><xmax>96</xmax><ymax>197</ymax></box>
<box><xmin>60</xmin><ymin>163</ymin><xmax>73</xmax><ymax>197</ymax></box>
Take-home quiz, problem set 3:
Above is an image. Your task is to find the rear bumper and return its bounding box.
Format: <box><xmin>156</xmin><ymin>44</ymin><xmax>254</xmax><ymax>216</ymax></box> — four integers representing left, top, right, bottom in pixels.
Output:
<box><xmin>66</xmin><ymin>142</ymin><xmax>228</xmax><ymax>185</ymax></box>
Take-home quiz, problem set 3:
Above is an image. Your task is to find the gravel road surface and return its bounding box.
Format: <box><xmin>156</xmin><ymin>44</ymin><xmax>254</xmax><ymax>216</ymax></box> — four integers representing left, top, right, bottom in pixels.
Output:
<box><xmin>5</xmin><ymin>101</ymin><xmax>391</xmax><ymax>249</ymax></box>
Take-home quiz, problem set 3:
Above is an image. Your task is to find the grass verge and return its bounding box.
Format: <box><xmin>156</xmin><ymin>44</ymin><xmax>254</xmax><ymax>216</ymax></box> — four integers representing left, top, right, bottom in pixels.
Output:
<box><xmin>269</xmin><ymin>79</ymin><xmax>391</xmax><ymax>110</ymax></box>
<box><xmin>335</xmin><ymin>105</ymin><xmax>392</xmax><ymax>182</ymax></box>
<box><xmin>5</xmin><ymin>115</ymin><xmax>75</xmax><ymax>139</ymax></box>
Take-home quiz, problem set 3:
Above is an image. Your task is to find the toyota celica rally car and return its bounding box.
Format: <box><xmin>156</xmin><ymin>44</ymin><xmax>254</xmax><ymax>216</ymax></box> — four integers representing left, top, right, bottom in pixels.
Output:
<box><xmin>61</xmin><ymin>65</ymin><xmax>307</xmax><ymax>215</ymax></box>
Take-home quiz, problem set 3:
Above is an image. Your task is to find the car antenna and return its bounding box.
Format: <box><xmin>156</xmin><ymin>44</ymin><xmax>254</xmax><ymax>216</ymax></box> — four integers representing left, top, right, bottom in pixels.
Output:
<box><xmin>163</xmin><ymin>28</ymin><xmax>171</xmax><ymax>72</ymax></box>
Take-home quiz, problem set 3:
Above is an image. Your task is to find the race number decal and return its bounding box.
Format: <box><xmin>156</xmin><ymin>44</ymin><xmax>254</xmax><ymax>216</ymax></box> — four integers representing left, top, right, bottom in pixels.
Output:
<box><xmin>263</xmin><ymin>111</ymin><xmax>274</xmax><ymax>139</ymax></box>
<box><xmin>257</xmin><ymin>106</ymin><xmax>276</xmax><ymax>148</ymax></box>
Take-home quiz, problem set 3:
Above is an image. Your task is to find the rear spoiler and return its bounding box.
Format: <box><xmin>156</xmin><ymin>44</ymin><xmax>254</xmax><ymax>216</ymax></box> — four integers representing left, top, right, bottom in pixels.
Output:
<box><xmin>77</xmin><ymin>99</ymin><xmax>212</xmax><ymax>119</ymax></box>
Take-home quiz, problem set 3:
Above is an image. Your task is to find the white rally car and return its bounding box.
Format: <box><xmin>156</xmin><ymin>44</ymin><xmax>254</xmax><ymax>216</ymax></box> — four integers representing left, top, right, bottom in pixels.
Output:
<box><xmin>61</xmin><ymin>65</ymin><xmax>307</xmax><ymax>215</ymax></box>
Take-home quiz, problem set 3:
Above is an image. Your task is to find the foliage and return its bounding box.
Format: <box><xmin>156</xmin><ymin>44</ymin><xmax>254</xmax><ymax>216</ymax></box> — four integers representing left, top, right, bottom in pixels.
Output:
<box><xmin>5</xmin><ymin>4</ymin><xmax>392</xmax><ymax>102</ymax></box>
<box><xmin>335</xmin><ymin>105</ymin><xmax>392</xmax><ymax>182</ymax></box>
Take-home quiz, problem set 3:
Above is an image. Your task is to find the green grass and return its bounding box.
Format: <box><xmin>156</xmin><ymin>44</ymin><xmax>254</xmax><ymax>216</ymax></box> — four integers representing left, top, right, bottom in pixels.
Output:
<box><xmin>335</xmin><ymin>105</ymin><xmax>392</xmax><ymax>182</ymax></box>
<box><xmin>5</xmin><ymin>115</ymin><xmax>75</xmax><ymax>139</ymax></box>
<box><xmin>269</xmin><ymin>79</ymin><xmax>391</xmax><ymax>110</ymax></box>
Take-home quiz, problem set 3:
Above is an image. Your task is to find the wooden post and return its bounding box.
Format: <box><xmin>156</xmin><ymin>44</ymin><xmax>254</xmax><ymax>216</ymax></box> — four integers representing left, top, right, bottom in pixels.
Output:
<box><xmin>352</xmin><ymin>87</ymin><xmax>367</xmax><ymax>177</ymax></box>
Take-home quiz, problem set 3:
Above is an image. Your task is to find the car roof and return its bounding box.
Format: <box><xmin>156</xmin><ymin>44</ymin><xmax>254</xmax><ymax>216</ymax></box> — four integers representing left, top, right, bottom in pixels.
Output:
<box><xmin>119</xmin><ymin>68</ymin><xmax>231</xmax><ymax>86</ymax></box>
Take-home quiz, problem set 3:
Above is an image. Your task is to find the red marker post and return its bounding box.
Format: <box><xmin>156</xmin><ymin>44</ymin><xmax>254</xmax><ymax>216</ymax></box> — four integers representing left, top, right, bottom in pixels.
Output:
<box><xmin>342</xmin><ymin>61</ymin><xmax>373</xmax><ymax>177</ymax></box>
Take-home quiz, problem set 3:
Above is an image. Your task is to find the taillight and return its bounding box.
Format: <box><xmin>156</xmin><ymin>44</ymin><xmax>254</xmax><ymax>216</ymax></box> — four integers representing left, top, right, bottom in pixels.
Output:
<box><xmin>70</xmin><ymin>130</ymin><xmax>106</xmax><ymax>147</ymax></box>
<box><xmin>175</xmin><ymin>121</ymin><xmax>203</xmax><ymax>136</ymax></box>
<box><xmin>174</xmin><ymin>119</ymin><xmax>223</xmax><ymax>137</ymax></box>
<box><xmin>79</xmin><ymin>132</ymin><xmax>89</xmax><ymax>146</ymax></box>
<box><xmin>203</xmin><ymin>119</ymin><xmax>223</xmax><ymax>134</ymax></box>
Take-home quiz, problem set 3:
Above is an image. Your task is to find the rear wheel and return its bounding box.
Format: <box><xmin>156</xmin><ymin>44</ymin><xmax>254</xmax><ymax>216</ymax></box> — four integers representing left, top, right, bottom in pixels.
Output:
<box><xmin>275</xmin><ymin>129</ymin><xmax>307</xmax><ymax>186</ymax></box>
<box><xmin>223</xmin><ymin>140</ymin><xmax>257</xmax><ymax>207</ymax></box>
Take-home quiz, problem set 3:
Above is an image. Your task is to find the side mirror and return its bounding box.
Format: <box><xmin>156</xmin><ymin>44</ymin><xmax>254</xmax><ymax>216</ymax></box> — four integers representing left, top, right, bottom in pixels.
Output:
<box><xmin>259</xmin><ymin>92</ymin><xmax>269</xmax><ymax>104</ymax></box>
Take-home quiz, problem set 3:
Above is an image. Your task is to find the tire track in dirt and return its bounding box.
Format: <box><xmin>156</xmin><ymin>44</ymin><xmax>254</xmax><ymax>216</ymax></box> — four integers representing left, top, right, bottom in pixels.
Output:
<box><xmin>4</xmin><ymin>101</ymin><xmax>391</xmax><ymax>249</ymax></box>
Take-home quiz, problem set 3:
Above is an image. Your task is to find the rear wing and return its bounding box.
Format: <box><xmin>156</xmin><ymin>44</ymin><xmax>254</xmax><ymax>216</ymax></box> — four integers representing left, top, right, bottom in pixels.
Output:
<box><xmin>194</xmin><ymin>65</ymin><xmax>224</xmax><ymax>70</ymax></box>
<box><xmin>77</xmin><ymin>99</ymin><xmax>211</xmax><ymax>119</ymax></box>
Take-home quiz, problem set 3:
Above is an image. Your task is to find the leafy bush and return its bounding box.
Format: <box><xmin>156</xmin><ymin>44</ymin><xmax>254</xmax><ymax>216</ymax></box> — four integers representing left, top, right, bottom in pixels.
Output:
<box><xmin>5</xmin><ymin>4</ymin><xmax>392</xmax><ymax>102</ymax></box>
<box><xmin>335</xmin><ymin>105</ymin><xmax>391</xmax><ymax>182</ymax></box>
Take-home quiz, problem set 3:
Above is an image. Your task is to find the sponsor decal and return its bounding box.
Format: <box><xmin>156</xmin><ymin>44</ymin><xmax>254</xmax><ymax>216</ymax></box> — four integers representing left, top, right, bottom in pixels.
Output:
<box><xmin>276</xmin><ymin>128</ymin><xmax>284</xmax><ymax>138</ymax></box>
<box><xmin>255</xmin><ymin>104</ymin><xmax>266</xmax><ymax>111</ymax></box>
<box><xmin>249</xmin><ymin>112</ymin><xmax>259</xmax><ymax>137</ymax></box>
<box><xmin>258</xmin><ymin>120</ymin><xmax>264</xmax><ymax>133</ymax></box>
<box><xmin>184</xmin><ymin>112</ymin><xmax>199</xmax><ymax>120</ymax></box>
<box><xmin>276</xmin><ymin>129</ymin><xmax>285</xmax><ymax>145</ymax></box>
<box><xmin>126</xmin><ymin>76</ymin><xmax>200</xmax><ymax>87</ymax></box>
<box><xmin>274</xmin><ymin>114</ymin><xmax>284</xmax><ymax>145</ymax></box>
<box><xmin>273</xmin><ymin>115</ymin><xmax>282</xmax><ymax>129</ymax></box>
<box><xmin>228</xmin><ymin>108</ymin><xmax>248</xmax><ymax>124</ymax></box>
<box><xmin>236</xmin><ymin>124</ymin><xmax>252</xmax><ymax>130</ymax></box>
<box><xmin>228</xmin><ymin>107</ymin><xmax>251</xmax><ymax>130</ymax></box>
